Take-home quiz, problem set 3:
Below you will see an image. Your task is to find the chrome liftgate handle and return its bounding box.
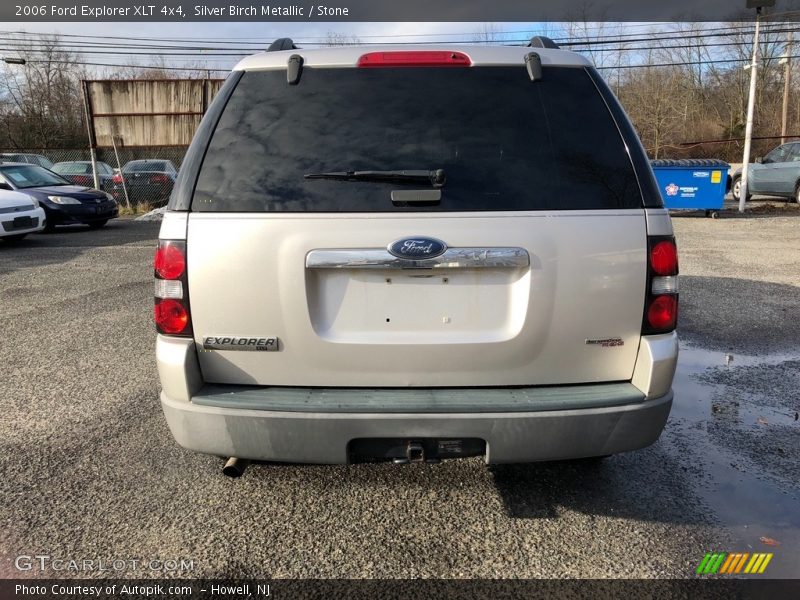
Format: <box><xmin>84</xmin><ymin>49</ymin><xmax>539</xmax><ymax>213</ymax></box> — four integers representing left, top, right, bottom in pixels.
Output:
<box><xmin>305</xmin><ymin>248</ymin><xmax>530</xmax><ymax>270</ymax></box>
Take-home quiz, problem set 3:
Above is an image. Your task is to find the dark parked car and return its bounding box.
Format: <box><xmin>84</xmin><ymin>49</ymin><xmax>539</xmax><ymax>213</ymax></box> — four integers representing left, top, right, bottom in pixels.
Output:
<box><xmin>731</xmin><ymin>141</ymin><xmax>800</xmax><ymax>203</ymax></box>
<box><xmin>0</xmin><ymin>153</ymin><xmax>54</xmax><ymax>169</ymax></box>
<box><xmin>0</xmin><ymin>162</ymin><xmax>118</xmax><ymax>229</ymax></box>
<box><xmin>52</xmin><ymin>161</ymin><xmax>116</xmax><ymax>192</ymax></box>
<box><xmin>112</xmin><ymin>159</ymin><xmax>177</xmax><ymax>205</ymax></box>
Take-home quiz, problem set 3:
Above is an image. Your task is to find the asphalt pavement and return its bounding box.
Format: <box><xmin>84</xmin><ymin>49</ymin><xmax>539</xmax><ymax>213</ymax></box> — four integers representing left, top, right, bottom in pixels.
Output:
<box><xmin>0</xmin><ymin>210</ymin><xmax>797</xmax><ymax>579</ymax></box>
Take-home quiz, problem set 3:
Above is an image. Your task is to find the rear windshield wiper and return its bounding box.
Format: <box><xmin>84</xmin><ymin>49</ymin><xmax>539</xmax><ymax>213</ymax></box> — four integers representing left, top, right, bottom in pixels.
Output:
<box><xmin>304</xmin><ymin>169</ymin><xmax>446</xmax><ymax>188</ymax></box>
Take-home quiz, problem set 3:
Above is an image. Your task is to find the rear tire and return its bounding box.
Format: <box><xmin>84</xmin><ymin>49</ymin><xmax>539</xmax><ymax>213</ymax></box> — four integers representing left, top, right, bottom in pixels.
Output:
<box><xmin>794</xmin><ymin>183</ymin><xmax>800</xmax><ymax>204</ymax></box>
<box><xmin>731</xmin><ymin>176</ymin><xmax>751</xmax><ymax>203</ymax></box>
<box><xmin>88</xmin><ymin>220</ymin><xmax>108</xmax><ymax>229</ymax></box>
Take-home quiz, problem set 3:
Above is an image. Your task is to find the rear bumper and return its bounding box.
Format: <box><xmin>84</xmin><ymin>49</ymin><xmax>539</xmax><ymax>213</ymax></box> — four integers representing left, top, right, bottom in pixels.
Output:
<box><xmin>157</xmin><ymin>333</ymin><xmax>677</xmax><ymax>464</ymax></box>
<box><xmin>160</xmin><ymin>389</ymin><xmax>672</xmax><ymax>464</ymax></box>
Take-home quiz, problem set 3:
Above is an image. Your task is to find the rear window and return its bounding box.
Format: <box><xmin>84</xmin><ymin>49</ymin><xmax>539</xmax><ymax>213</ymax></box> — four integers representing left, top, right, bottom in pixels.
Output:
<box><xmin>192</xmin><ymin>66</ymin><xmax>641</xmax><ymax>212</ymax></box>
<box><xmin>54</xmin><ymin>163</ymin><xmax>91</xmax><ymax>174</ymax></box>
<box><xmin>125</xmin><ymin>161</ymin><xmax>168</xmax><ymax>172</ymax></box>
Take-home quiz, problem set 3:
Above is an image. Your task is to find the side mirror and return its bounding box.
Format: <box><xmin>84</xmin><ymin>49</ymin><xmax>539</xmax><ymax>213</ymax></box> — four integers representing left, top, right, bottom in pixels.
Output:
<box><xmin>0</xmin><ymin>182</ymin><xmax>12</xmax><ymax>191</ymax></box>
<box><xmin>755</xmin><ymin>156</ymin><xmax>763</xmax><ymax>164</ymax></box>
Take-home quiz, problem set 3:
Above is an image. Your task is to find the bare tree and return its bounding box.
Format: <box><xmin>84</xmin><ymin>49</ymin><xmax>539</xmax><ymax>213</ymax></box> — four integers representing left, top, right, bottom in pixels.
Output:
<box><xmin>618</xmin><ymin>61</ymin><xmax>687</xmax><ymax>158</ymax></box>
<box><xmin>1</xmin><ymin>25</ymin><xmax>796</xmax><ymax>162</ymax></box>
<box><xmin>598</xmin><ymin>20</ymin><xmax>797</xmax><ymax>161</ymax></box>
<box><xmin>102</xmin><ymin>56</ymin><xmax>215</xmax><ymax>80</ymax></box>
<box><xmin>474</xmin><ymin>23</ymin><xmax>506</xmax><ymax>45</ymax></box>
<box><xmin>0</xmin><ymin>34</ymin><xmax>87</xmax><ymax>148</ymax></box>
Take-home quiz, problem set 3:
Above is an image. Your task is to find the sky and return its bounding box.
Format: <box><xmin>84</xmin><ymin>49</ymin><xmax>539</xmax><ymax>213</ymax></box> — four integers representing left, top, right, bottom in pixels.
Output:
<box><xmin>1</xmin><ymin>20</ymin><xmax>777</xmax><ymax>77</ymax></box>
<box><xmin>6</xmin><ymin>21</ymin><xmax>493</xmax><ymax>40</ymax></box>
<box><xmin>0</xmin><ymin>21</ymin><xmax>617</xmax><ymax>73</ymax></box>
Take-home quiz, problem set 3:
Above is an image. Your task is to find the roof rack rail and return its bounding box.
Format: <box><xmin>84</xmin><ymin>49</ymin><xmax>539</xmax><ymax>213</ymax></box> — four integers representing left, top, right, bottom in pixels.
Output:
<box><xmin>267</xmin><ymin>38</ymin><xmax>297</xmax><ymax>52</ymax></box>
<box><xmin>527</xmin><ymin>36</ymin><xmax>559</xmax><ymax>50</ymax></box>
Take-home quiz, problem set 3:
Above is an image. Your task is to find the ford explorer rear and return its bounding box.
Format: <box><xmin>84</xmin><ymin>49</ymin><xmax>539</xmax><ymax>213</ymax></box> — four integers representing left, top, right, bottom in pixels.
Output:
<box><xmin>155</xmin><ymin>39</ymin><xmax>679</xmax><ymax>470</ymax></box>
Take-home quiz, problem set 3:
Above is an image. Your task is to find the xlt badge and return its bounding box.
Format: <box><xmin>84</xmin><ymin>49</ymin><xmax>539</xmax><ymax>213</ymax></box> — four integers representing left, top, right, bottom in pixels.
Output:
<box><xmin>203</xmin><ymin>336</ymin><xmax>280</xmax><ymax>352</ymax></box>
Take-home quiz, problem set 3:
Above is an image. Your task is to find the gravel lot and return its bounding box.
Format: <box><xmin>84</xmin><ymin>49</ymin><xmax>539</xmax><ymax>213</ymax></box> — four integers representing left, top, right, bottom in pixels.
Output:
<box><xmin>0</xmin><ymin>209</ymin><xmax>798</xmax><ymax>579</ymax></box>
<box><xmin>677</xmin><ymin>201</ymin><xmax>800</xmax><ymax>354</ymax></box>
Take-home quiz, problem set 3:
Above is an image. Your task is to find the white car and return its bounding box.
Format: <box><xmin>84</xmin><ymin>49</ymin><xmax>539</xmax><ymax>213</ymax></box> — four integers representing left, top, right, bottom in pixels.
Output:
<box><xmin>0</xmin><ymin>190</ymin><xmax>46</xmax><ymax>242</ymax></box>
<box><xmin>156</xmin><ymin>39</ymin><xmax>679</xmax><ymax>474</ymax></box>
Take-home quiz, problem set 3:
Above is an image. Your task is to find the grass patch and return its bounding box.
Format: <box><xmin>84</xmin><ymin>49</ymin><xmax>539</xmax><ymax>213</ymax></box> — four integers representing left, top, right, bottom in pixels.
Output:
<box><xmin>118</xmin><ymin>202</ymin><xmax>154</xmax><ymax>216</ymax></box>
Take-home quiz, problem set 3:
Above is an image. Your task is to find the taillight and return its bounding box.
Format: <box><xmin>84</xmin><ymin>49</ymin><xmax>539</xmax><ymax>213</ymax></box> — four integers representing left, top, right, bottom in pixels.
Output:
<box><xmin>154</xmin><ymin>243</ymin><xmax>185</xmax><ymax>279</ymax></box>
<box><xmin>150</xmin><ymin>174</ymin><xmax>170</xmax><ymax>185</ymax></box>
<box><xmin>154</xmin><ymin>299</ymin><xmax>189</xmax><ymax>335</ymax></box>
<box><xmin>643</xmin><ymin>236</ymin><xmax>678</xmax><ymax>335</ymax></box>
<box><xmin>154</xmin><ymin>240</ymin><xmax>192</xmax><ymax>336</ymax></box>
<box><xmin>647</xmin><ymin>295</ymin><xmax>678</xmax><ymax>331</ymax></box>
<box><xmin>112</xmin><ymin>173</ymin><xmax>123</xmax><ymax>184</ymax></box>
<box><xmin>357</xmin><ymin>51</ymin><xmax>472</xmax><ymax>68</ymax></box>
<box><xmin>650</xmin><ymin>240</ymin><xmax>678</xmax><ymax>275</ymax></box>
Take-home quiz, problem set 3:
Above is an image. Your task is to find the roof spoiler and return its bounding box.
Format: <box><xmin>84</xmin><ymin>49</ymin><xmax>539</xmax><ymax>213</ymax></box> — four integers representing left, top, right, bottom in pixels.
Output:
<box><xmin>527</xmin><ymin>36</ymin><xmax>560</xmax><ymax>50</ymax></box>
<box><xmin>267</xmin><ymin>38</ymin><xmax>297</xmax><ymax>52</ymax></box>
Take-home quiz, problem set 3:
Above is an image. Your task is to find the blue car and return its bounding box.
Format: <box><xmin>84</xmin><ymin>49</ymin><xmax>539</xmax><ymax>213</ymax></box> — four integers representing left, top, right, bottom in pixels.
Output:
<box><xmin>0</xmin><ymin>162</ymin><xmax>118</xmax><ymax>230</ymax></box>
<box><xmin>731</xmin><ymin>142</ymin><xmax>800</xmax><ymax>203</ymax></box>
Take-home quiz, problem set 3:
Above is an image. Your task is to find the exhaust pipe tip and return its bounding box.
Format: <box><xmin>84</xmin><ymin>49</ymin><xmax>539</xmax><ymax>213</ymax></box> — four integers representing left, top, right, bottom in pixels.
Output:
<box><xmin>222</xmin><ymin>457</ymin><xmax>250</xmax><ymax>478</ymax></box>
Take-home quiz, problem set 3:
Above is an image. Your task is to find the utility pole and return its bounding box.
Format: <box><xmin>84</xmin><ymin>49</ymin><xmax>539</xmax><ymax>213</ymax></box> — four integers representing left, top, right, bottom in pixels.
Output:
<box><xmin>781</xmin><ymin>32</ymin><xmax>793</xmax><ymax>144</ymax></box>
<box><xmin>81</xmin><ymin>80</ymin><xmax>101</xmax><ymax>191</ymax></box>
<box><xmin>740</xmin><ymin>1</ymin><xmax>777</xmax><ymax>212</ymax></box>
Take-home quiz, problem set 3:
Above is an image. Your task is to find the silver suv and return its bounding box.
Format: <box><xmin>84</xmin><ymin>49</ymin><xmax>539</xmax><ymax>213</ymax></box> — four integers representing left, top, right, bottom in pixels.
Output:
<box><xmin>155</xmin><ymin>39</ymin><xmax>679</xmax><ymax>471</ymax></box>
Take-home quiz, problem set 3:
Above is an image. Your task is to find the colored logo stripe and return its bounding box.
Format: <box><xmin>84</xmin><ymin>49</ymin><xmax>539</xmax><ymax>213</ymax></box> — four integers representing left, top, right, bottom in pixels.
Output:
<box><xmin>745</xmin><ymin>554</ymin><xmax>761</xmax><ymax>574</ymax></box>
<box><xmin>710</xmin><ymin>553</ymin><xmax>726</xmax><ymax>573</ymax></box>
<box><xmin>719</xmin><ymin>553</ymin><xmax>737</xmax><ymax>573</ymax></box>
<box><xmin>757</xmin><ymin>554</ymin><xmax>773</xmax><ymax>573</ymax></box>
<box><xmin>725</xmin><ymin>553</ymin><xmax>743</xmax><ymax>573</ymax></box>
<box><xmin>734</xmin><ymin>553</ymin><xmax>750</xmax><ymax>573</ymax></box>
<box><xmin>697</xmin><ymin>553</ymin><xmax>727</xmax><ymax>574</ymax></box>
<box><xmin>698</xmin><ymin>552</ymin><xmax>773</xmax><ymax>575</ymax></box>
<box><xmin>696</xmin><ymin>553</ymin><xmax>712</xmax><ymax>574</ymax></box>
<box><xmin>745</xmin><ymin>553</ymin><xmax>774</xmax><ymax>574</ymax></box>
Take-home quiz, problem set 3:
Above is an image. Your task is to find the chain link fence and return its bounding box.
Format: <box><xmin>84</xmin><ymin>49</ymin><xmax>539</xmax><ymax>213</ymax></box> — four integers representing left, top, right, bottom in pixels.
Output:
<box><xmin>0</xmin><ymin>147</ymin><xmax>188</xmax><ymax>207</ymax></box>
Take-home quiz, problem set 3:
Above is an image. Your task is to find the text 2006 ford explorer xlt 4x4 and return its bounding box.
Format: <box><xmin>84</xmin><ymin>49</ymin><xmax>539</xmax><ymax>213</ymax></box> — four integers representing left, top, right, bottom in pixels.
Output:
<box><xmin>155</xmin><ymin>39</ymin><xmax>679</xmax><ymax>470</ymax></box>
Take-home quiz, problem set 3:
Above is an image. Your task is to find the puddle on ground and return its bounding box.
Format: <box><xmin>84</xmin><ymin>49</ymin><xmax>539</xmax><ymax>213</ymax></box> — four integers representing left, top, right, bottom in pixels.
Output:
<box><xmin>670</xmin><ymin>345</ymin><xmax>800</xmax><ymax>577</ymax></box>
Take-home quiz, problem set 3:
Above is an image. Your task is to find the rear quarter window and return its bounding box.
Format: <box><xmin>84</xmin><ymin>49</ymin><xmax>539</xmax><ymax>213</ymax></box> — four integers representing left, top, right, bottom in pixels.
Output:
<box><xmin>192</xmin><ymin>66</ymin><xmax>643</xmax><ymax>212</ymax></box>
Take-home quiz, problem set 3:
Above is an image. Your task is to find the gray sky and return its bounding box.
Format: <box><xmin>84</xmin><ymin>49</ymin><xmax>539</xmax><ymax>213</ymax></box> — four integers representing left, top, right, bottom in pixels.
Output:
<box><xmin>8</xmin><ymin>21</ymin><xmax>488</xmax><ymax>38</ymax></box>
<box><xmin>4</xmin><ymin>21</ymin><xmax>724</xmax><ymax>75</ymax></box>
<box><xmin>3</xmin><ymin>22</ymin><xmax>549</xmax><ymax>72</ymax></box>
<box><xmin>1</xmin><ymin>21</ymin><xmax>574</xmax><ymax>73</ymax></box>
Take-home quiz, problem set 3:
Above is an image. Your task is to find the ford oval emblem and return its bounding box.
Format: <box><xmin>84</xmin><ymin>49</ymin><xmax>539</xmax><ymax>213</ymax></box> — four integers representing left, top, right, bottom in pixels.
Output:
<box><xmin>388</xmin><ymin>236</ymin><xmax>447</xmax><ymax>259</ymax></box>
